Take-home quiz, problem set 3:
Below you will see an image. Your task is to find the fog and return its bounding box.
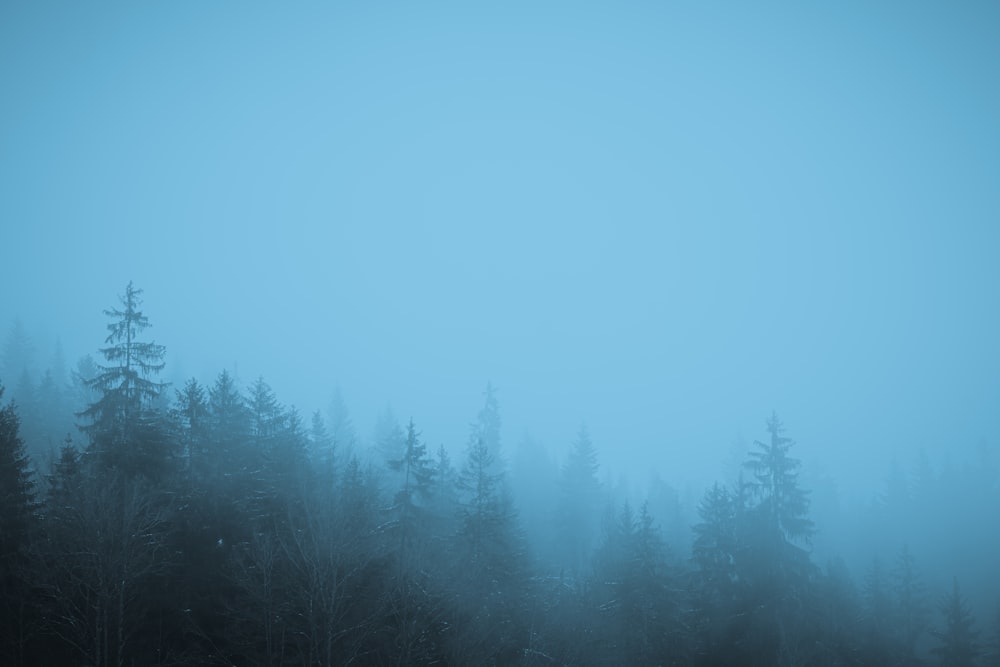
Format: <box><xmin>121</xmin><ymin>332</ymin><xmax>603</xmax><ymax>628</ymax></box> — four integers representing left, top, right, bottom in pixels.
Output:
<box><xmin>2</xmin><ymin>2</ymin><xmax>999</xmax><ymax>665</ymax></box>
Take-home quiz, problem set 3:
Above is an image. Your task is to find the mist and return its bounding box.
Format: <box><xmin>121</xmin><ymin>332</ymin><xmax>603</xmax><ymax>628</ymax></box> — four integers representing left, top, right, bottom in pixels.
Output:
<box><xmin>2</xmin><ymin>2</ymin><xmax>998</xmax><ymax>665</ymax></box>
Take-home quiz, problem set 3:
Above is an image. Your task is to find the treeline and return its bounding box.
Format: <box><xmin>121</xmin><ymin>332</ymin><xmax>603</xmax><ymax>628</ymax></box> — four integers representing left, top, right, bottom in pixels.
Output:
<box><xmin>1</xmin><ymin>282</ymin><xmax>999</xmax><ymax>666</ymax></box>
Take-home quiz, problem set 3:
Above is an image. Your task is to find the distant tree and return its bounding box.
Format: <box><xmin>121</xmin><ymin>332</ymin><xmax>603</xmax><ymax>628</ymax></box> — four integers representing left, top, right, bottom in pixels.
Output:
<box><xmin>380</xmin><ymin>422</ymin><xmax>448</xmax><ymax>664</ymax></box>
<box><xmin>892</xmin><ymin>544</ymin><xmax>929</xmax><ymax>661</ymax></box>
<box><xmin>69</xmin><ymin>354</ymin><xmax>100</xmax><ymax>417</ymax></box>
<box><xmin>450</xmin><ymin>432</ymin><xmax>528</xmax><ymax>664</ymax></box>
<box><xmin>35</xmin><ymin>367</ymin><xmax>68</xmax><ymax>453</ymax></box>
<box><xmin>692</xmin><ymin>483</ymin><xmax>740</xmax><ymax>599</ymax></box>
<box><xmin>592</xmin><ymin>501</ymin><xmax>681</xmax><ymax>664</ymax></box>
<box><xmin>554</xmin><ymin>425</ymin><xmax>602</xmax><ymax>576</ymax></box>
<box><xmin>173</xmin><ymin>378</ymin><xmax>207</xmax><ymax>473</ymax></box>
<box><xmin>12</xmin><ymin>368</ymin><xmax>39</xmax><ymax>453</ymax></box>
<box><xmin>78</xmin><ymin>282</ymin><xmax>170</xmax><ymax>478</ymax></box>
<box><xmin>510</xmin><ymin>432</ymin><xmax>559</xmax><ymax>561</ymax></box>
<box><xmin>374</xmin><ymin>405</ymin><xmax>405</xmax><ymax>487</ymax></box>
<box><xmin>1</xmin><ymin>318</ymin><xmax>34</xmax><ymax>387</ymax></box>
<box><xmin>986</xmin><ymin>606</ymin><xmax>1000</xmax><ymax>666</ymax></box>
<box><xmin>308</xmin><ymin>409</ymin><xmax>337</xmax><ymax>485</ymax></box>
<box><xmin>247</xmin><ymin>376</ymin><xmax>284</xmax><ymax>448</ymax></box>
<box><xmin>456</xmin><ymin>436</ymin><xmax>505</xmax><ymax>569</ymax></box>
<box><xmin>387</xmin><ymin>419</ymin><xmax>435</xmax><ymax>574</ymax></box>
<box><xmin>471</xmin><ymin>381</ymin><xmax>503</xmax><ymax>470</ymax></box>
<box><xmin>744</xmin><ymin>411</ymin><xmax>813</xmax><ymax>545</ymax></box>
<box><xmin>691</xmin><ymin>479</ymin><xmax>756</xmax><ymax>664</ymax></box>
<box><xmin>930</xmin><ymin>578</ymin><xmax>980</xmax><ymax>667</ymax></box>
<box><xmin>431</xmin><ymin>443</ymin><xmax>459</xmax><ymax>521</ymax></box>
<box><xmin>207</xmin><ymin>369</ymin><xmax>248</xmax><ymax>469</ymax></box>
<box><xmin>325</xmin><ymin>387</ymin><xmax>357</xmax><ymax>455</ymax></box>
<box><xmin>862</xmin><ymin>557</ymin><xmax>898</xmax><ymax>663</ymax></box>
<box><xmin>46</xmin><ymin>435</ymin><xmax>83</xmax><ymax>511</ymax></box>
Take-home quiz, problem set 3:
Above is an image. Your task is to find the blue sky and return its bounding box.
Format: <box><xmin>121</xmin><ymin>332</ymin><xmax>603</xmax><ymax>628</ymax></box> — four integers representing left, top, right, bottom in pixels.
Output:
<box><xmin>2</xmin><ymin>1</ymin><xmax>999</xmax><ymax>496</ymax></box>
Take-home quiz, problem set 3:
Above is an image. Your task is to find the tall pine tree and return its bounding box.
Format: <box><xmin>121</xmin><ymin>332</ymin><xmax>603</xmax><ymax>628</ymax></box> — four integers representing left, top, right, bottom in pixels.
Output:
<box><xmin>79</xmin><ymin>282</ymin><xmax>170</xmax><ymax>478</ymax></box>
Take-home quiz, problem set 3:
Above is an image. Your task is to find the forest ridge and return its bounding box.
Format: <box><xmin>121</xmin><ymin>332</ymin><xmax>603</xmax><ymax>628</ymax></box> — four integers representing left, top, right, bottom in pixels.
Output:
<box><xmin>1</xmin><ymin>282</ymin><xmax>998</xmax><ymax>666</ymax></box>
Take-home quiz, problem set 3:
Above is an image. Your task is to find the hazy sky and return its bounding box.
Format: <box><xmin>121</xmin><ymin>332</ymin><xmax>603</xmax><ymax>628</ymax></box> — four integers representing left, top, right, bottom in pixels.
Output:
<box><xmin>2</xmin><ymin>1</ymin><xmax>998</xmax><ymax>497</ymax></box>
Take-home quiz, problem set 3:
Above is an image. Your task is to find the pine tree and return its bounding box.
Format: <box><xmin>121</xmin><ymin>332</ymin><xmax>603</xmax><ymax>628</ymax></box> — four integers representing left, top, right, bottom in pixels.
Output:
<box><xmin>0</xmin><ymin>386</ymin><xmax>39</xmax><ymax>667</ymax></box>
<box><xmin>387</xmin><ymin>419</ymin><xmax>435</xmax><ymax>572</ymax></box>
<box><xmin>1</xmin><ymin>318</ymin><xmax>34</xmax><ymax>388</ymax></box>
<box><xmin>309</xmin><ymin>410</ymin><xmax>335</xmax><ymax>476</ymax></box>
<box><xmin>862</xmin><ymin>557</ymin><xmax>898</xmax><ymax>662</ymax></box>
<box><xmin>744</xmin><ymin>411</ymin><xmax>813</xmax><ymax>544</ymax></box>
<box><xmin>450</xmin><ymin>433</ymin><xmax>527</xmax><ymax>665</ymax></box>
<box><xmin>930</xmin><ymin>578</ymin><xmax>980</xmax><ymax>667</ymax></box>
<box><xmin>555</xmin><ymin>425</ymin><xmax>602</xmax><ymax>576</ymax></box>
<box><xmin>79</xmin><ymin>282</ymin><xmax>169</xmax><ymax>476</ymax></box>
<box><xmin>456</xmin><ymin>436</ymin><xmax>504</xmax><ymax>562</ymax></box>
<box><xmin>471</xmin><ymin>381</ymin><xmax>502</xmax><ymax>471</ymax></box>
<box><xmin>325</xmin><ymin>387</ymin><xmax>357</xmax><ymax>455</ymax></box>
<box><xmin>206</xmin><ymin>369</ymin><xmax>249</xmax><ymax>475</ymax></box>
<box><xmin>986</xmin><ymin>606</ymin><xmax>1000</xmax><ymax>666</ymax></box>
<box><xmin>693</xmin><ymin>483</ymin><xmax>739</xmax><ymax>597</ymax></box>
<box><xmin>892</xmin><ymin>544</ymin><xmax>929</xmax><ymax>660</ymax></box>
<box><xmin>0</xmin><ymin>384</ymin><xmax>37</xmax><ymax>562</ymax></box>
<box><xmin>173</xmin><ymin>378</ymin><xmax>207</xmax><ymax>473</ymax></box>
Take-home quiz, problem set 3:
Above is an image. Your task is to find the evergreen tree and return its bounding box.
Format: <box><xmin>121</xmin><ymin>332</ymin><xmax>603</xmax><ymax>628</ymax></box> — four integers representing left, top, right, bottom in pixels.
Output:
<box><xmin>173</xmin><ymin>378</ymin><xmax>208</xmax><ymax>473</ymax></box>
<box><xmin>744</xmin><ymin>411</ymin><xmax>813</xmax><ymax>544</ymax></box>
<box><xmin>0</xmin><ymin>386</ymin><xmax>37</xmax><ymax>560</ymax></box>
<box><xmin>862</xmin><ymin>557</ymin><xmax>898</xmax><ymax>662</ymax></box>
<box><xmin>78</xmin><ymin>282</ymin><xmax>170</xmax><ymax>477</ymax></box>
<box><xmin>471</xmin><ymin>381</ymin><xmax>503</xmax><ymax>471</ymax></box>
<box><xmin>309</xmin><ymin>409</ymin><xmax>335</xmax><ymax>476</ymax></box>
<box><xmin>451</xmin><ymin>433</ymin><xmax>527</xmax><ymax>664</ymax></box>
<box><xmin>986</xmin><ymin>605</ymin><xmax>1000</xmax><ymax>666</ymax></box>
<box><xmin>692</xmin><ymin>483</ymin><xmax>739</xmax><ymax>599</ymax></box>
<box><xmin>1</xmin><ymin>318</ymin><xmax>34</xmax><ymax>389</ymax></box>
<box><xmin>554</xmin><ymin>425</ymin><xmax>602</xmax><ymax>576</ymax></box>
<box><xmin>0</xmin><ymin>385</ymin><xmax>39</xmax><ymax>666</ymax></box>
<box><xmin>387</xmin><ymin>419</ymin><xmax>435</xmax><ymax>573</ymax></box>
<box><xmin>892</xmin><ymin>544</ymin><xmax>929</xmax><ymax>661</ymax></box>
<box><xmin>325</xmin><ymin>386</ymin><xmax>357</xmax><ymax>455</ymax></box>
<box><xmin>374</xmin><ymin>405</ymin><xmax>405</xmax><ymax>489</ymax></box>
<box><xmin>930</xmin><ymin>578</ymin><xmax>980</xmax><ymax>667</ymax></box>
<box><xmin>206</xmin><ymin>369</ymin><xmax>249</xmax><ymax>475</ymax></box>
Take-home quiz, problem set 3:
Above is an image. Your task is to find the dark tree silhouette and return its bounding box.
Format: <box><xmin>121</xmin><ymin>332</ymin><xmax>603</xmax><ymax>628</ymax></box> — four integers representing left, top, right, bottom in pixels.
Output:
<box><xmin>78</xmin><ymin>282</ymin><xmax>170</xmax><ymax>478</ymax></box>
<box><xmin>0</xmin><ymin>385</ymin><xmax>39</xmax><ymax>667</ymax></box>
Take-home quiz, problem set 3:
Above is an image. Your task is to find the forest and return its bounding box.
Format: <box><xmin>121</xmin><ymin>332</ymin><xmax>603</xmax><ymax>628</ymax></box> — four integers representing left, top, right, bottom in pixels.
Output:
<box><xmin>1</xmin><ymin>282</ymin><xmax>999</xmax><ymax>667</ymax></box>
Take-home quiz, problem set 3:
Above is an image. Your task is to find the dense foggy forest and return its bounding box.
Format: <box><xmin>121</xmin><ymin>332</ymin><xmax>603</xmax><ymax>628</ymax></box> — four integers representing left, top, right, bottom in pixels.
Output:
<box><xmin>1</xmin><ymin>283</ymin><xmax>998</xmax><ymax>666</ymax></box>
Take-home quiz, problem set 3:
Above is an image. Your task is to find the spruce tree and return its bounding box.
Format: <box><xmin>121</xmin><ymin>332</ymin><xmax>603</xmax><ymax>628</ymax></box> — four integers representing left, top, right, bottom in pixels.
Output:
<box><xmin>931</xmin><ymin>578</ymin><xmax>980</xmax><ymax>667</ymax></box>
<box><xmin>554</xmin><ymin>425</ymin><xmax>601</xmax><ymax>576</ymax></box>
<box><xmin>387</xmin><ymin>419</ymin><xmax>435</xmax><ymax>572</ymax></box>
<box><xmin>79</xmin><ymin>282</ymin><xmax>169</xmax><ymax>476</ymax></box>
<box><xmin>0</xmin><ymin>385</ymin><xmax>38</xmax><ymax>667</ymax></box>
<box><xmin>892</xmin><ymin>544</ymin><xmax>929</xmax><ymax>659</ymax></box>
<box><xmin>0</xmin><ymin>384</ymin><xmax>37</xmax><ymax>562</ymax></box>
<box><xmin>744</xmin><ymin>411</ymin><xmax>813</xmax><ymax>544</ymax></box>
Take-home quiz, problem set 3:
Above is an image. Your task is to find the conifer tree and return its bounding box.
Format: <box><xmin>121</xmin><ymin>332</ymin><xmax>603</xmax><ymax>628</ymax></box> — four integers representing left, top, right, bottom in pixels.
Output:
<box><xmin>387</xmin><ymin>419</ymin><xmax>435</xmax><ymax>572</ymax></box>
<box><xmin>78</xmin><ymin>282</ymin><xmax>169</xmax><ymax>476</ymax></box>
<box><xmin>0</xmin><ymin>386</ymin><xmax>39</xmax><ymax>667</ymax></box>
<box><xmin>173</xmin><ymin>378</ymin><xmax>207</xmax><ymax>473</ymax></box>
<box><xmin>0</xmin><ymin>386</ymin><xmax>36</xmax><ymax>557</ymax></box>
<box><xmin>892</xmin><ymin>544</ymin><xmax>929</xmax><ymax>660</ymax></box>
<box><xmin>931</xmin><ymin>578</ymin><xmax>980</xmax><ymax>667</ymax></box>
<box><xmin>555</xmin><ymin>425</ymin><xmax>601</xmax><ymax>576</ymax></box>
<box><xmin>744</xmin><ymin>411</ymin><xmax>813</xmax><ymax>544</ymax></box>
